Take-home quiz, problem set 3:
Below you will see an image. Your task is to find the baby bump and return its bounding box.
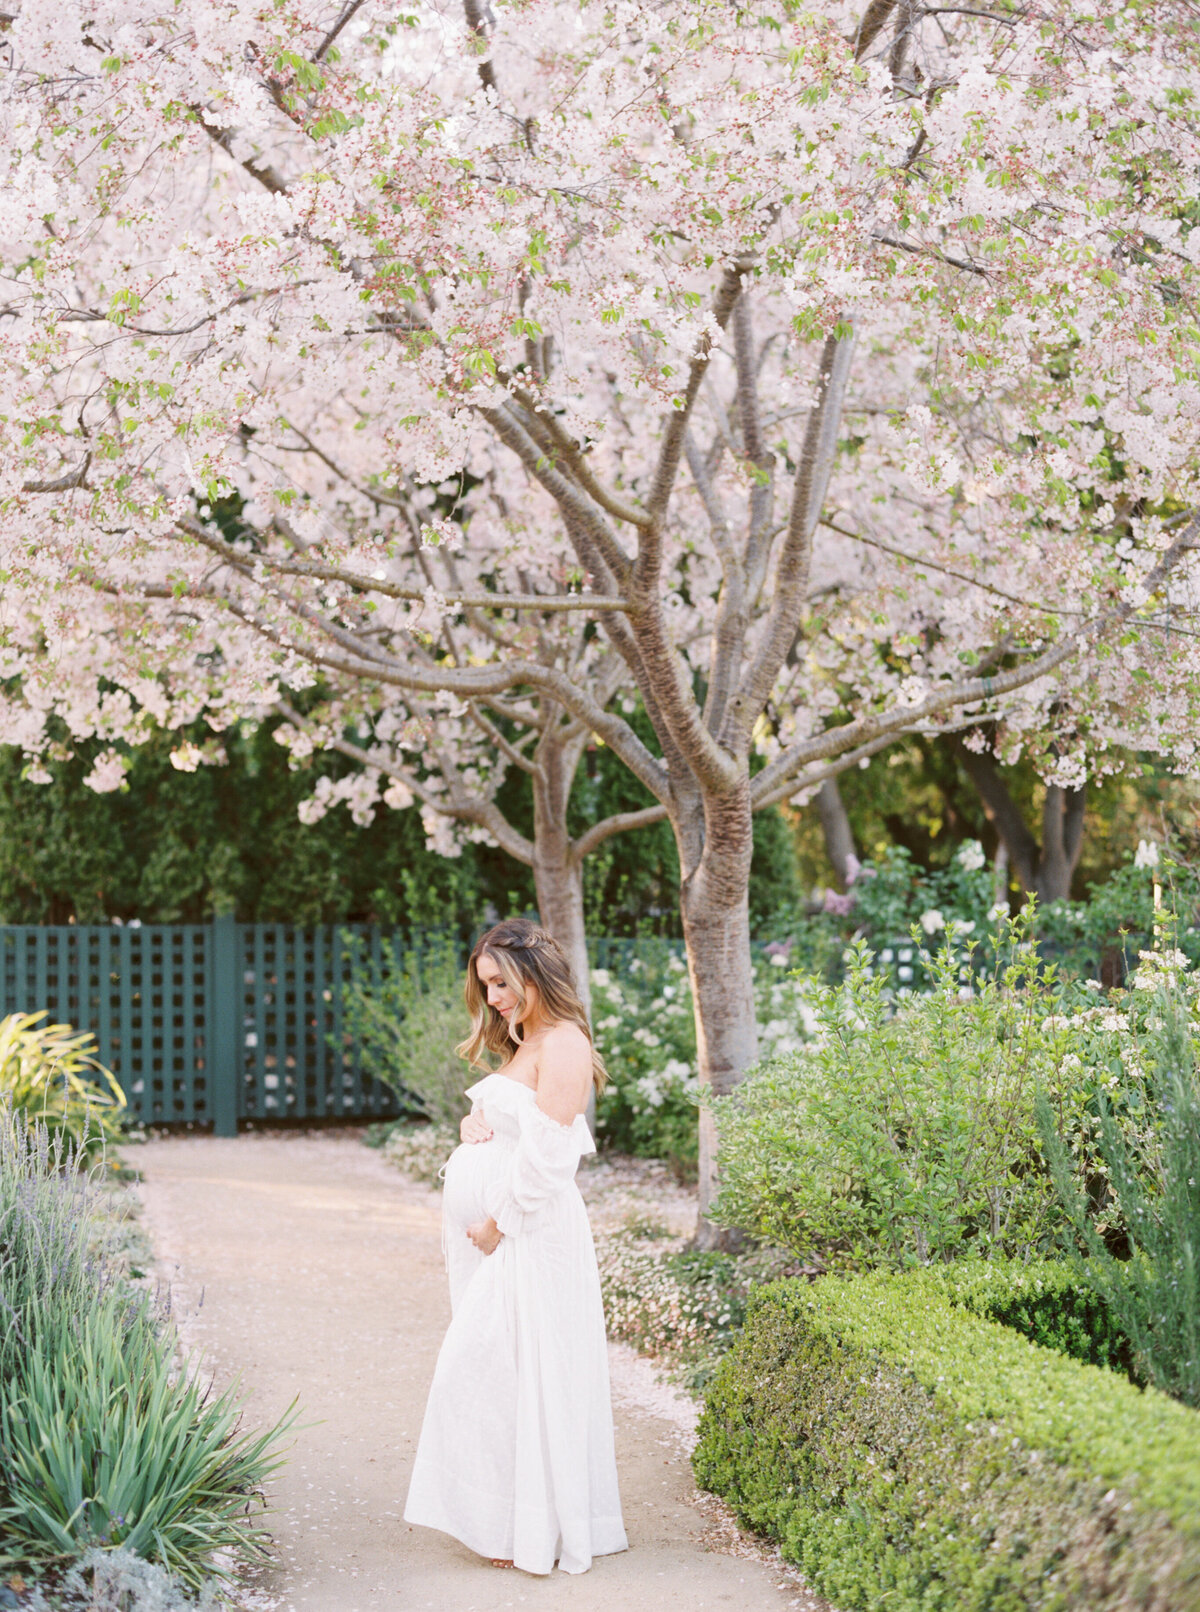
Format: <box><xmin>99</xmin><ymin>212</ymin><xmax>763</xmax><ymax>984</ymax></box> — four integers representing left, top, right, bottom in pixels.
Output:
<box><xmin>442</xmin><ymin>1138</ymin><xmax>512</xmax><ymax>1228</ymax></box>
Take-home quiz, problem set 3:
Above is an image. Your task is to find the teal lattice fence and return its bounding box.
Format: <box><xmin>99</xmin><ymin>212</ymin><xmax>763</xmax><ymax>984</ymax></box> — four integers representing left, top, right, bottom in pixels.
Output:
<box><xmin>0</xmin><ymin>916</ymin><xmax>403</xmax><ymax>1134</ymax></box>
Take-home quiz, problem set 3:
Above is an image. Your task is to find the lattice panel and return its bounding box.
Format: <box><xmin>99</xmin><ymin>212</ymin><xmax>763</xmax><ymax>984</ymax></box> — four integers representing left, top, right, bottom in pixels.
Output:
<box><xmin>0</xmin><ymin>920</ymin><xmax>405</xmax><ymax>1129</ymax></box>
<box><xmin>236</xmin><ymin>924</ymin><xmax>401</xmax><ymax>1121</ymax></box>
<box><xmin>0</xmin><ymin>925</ymin><xmax>209</xmax><ymax>1125</ymax></box>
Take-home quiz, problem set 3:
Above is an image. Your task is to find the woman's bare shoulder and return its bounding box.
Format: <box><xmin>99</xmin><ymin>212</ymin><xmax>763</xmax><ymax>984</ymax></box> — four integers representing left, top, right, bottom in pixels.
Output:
<box><xmin>540</xmin><ymin>1020</ymin><xmax>590</xmax><ymax>1064</ymax></box>
<box><xmin>534</xmin><ymin>1022</ymin><xmax>592</xmax><ymax>1121</ymax></box>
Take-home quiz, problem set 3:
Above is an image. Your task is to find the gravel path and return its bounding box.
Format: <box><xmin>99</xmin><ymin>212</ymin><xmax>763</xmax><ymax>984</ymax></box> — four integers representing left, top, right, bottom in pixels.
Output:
<box><xmin>134</xmin><ymin>1133</ymin><xmax>817</xmax><ymax>1612</ymax></box>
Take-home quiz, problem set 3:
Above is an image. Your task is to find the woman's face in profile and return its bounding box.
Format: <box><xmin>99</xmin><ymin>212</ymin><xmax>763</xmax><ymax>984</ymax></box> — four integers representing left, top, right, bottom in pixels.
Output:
<box><xmin>477</xmin><ymin>952</ymin><xmax>538</xmax><ymax>1029</ymax></box>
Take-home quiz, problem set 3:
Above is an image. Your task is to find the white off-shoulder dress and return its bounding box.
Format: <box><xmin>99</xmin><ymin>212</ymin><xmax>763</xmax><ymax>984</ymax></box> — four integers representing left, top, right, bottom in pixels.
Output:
<box><xmin>403</xmin><ymin>1070</ymin><xmax>627</xmax><ymax>1575</ymax></box>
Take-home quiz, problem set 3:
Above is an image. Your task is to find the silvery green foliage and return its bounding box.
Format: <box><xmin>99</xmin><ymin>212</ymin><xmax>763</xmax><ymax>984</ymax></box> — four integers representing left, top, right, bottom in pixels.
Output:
<box><xmin>24</xmin><ymin>1547</ymin><xmax>219</xmax><ymax>1611</ymax></box>
<box><xmin>340</xmin><ymin>934</ymin><xmax>469</xmax><ymax>1126</ymax></box>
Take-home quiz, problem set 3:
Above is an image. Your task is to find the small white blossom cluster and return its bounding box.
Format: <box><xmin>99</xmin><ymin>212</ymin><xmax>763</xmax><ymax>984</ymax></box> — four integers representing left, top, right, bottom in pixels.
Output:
<box><xmin>379</xmin><ymin>1122</ymin><xmax>459</xmax><ymax>1188</ymax></box>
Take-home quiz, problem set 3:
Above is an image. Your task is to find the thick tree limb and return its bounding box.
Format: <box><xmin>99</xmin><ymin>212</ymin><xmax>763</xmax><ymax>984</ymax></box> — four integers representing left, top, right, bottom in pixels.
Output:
<box><xmin>482</xmin><ymin>404</ymin><xmax>634</xmax><ymax>584</ymax></box>
<box><xmin>949</xmin><ymin>735</ymin><xmax>1041</xmax><ymax>888</ymax></box>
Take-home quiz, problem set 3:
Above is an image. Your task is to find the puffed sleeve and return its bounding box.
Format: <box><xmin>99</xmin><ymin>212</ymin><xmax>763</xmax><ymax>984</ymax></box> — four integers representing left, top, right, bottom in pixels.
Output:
<box><xmin>485</xmin><ymin>1101</ymin><xmax>594</xmax><ymax>1237</ymax></box>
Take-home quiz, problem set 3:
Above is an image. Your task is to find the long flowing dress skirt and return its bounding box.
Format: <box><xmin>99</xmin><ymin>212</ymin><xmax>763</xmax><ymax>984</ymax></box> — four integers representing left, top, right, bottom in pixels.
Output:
<box><xmin>403</xmin><ymin>1071</ymin><xmax>627</xmax><ymax>1575</ymax></box>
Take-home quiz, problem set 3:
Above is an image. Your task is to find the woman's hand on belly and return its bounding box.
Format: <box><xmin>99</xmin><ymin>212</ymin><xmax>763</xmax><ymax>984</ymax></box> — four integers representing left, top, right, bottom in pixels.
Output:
<box><xmin>460</xmin><ymin>1108</ymin><xmax>493</xmax><ymax>1144</ymax></box>
<box><xmin>466</xmin><ymin>1216</ymin><xmax>502</xmax><ymax>1255</ymax></box>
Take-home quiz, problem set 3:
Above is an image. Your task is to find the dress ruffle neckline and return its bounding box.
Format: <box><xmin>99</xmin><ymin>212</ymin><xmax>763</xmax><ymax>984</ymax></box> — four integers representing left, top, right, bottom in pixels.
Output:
<box><xmin>465</xmin><ymin>1070</ymin><xmax>595</xmax><ymax>1149</ymax></box>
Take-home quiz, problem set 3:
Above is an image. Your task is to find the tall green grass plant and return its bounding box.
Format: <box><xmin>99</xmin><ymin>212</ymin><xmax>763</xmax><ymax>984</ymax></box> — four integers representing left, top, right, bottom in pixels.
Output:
<box><xmin>0</xmin><ymin>1104</ymin><xmax>296</xmax><ymax>1587</ymax></box>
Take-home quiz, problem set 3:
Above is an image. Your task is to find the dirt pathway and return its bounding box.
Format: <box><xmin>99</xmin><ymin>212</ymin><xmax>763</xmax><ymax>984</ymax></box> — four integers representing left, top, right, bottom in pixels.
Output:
<box><xmin>135</xmin><ymin>1134</ymin><xmax>806</xmax><ymax>1612</ymax></box>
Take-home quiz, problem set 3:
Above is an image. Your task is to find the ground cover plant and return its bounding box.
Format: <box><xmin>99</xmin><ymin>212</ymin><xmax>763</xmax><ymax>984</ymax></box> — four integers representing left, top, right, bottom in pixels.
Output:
<box><xmin>366</xmin><ymin>1118</ymin><xmax>459</xmax><ymax>1188</ymax></box>
<box><xmin>19</xmin><ymin>1546</ymin><xmax>221</xmax><ymax>1611</ymax></box>
<box><xmin>595</xmin><ymin>1219</ymin><xmax>805</xmax><ymax>1392</ymax></box>
<box><xmin>694</xmin><ymin>1270</ymin><xmax>1200</xmax><ymax>1612</ymax></box>
<box><xmin>0</xmin><ymin>1106</ymin><xmax>295</xmax><ymax>1591</ymax></box>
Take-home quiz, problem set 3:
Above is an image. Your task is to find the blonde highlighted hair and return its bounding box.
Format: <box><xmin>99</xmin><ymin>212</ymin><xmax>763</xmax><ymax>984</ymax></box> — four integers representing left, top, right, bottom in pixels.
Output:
<box><xmin>457</xmin><ymin>918</ymin><xmax>608</xmax><ymax>1095</ymax></box>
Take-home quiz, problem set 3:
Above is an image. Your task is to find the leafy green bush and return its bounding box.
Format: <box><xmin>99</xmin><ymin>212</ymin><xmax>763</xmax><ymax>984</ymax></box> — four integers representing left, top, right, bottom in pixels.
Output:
<box><xmin>340</xmin><ymin>934</ymin><xmax>470</xmax><ymax>1126</ymax></box>
<box><xmin>1039</xmin><ymin>969</ymin><xmax>1200</xmax><ymax>1407</ymax></box>
<box><xmin>0</xmin><ymin>1012</ymin><xmax>125</xmax><ymax>1167</ymax></box>
<box><xmin>694</xmin><ymin>1270</ymin><xmax>1200</xmax><ymax>1612</ymax></box>
<box><xmin>708</xmin><ymin>926</ymin><xmax>1087</xmax><ymax>1268</ymax></box>
<box><xmin>920</xmin><ymin>1257</ymin><xmax>1132</xmax><ymax>1375</ymax></box>
<box><xmin>0</xmin><ymin>1106</ymin><xmax>295</xmax><ymax>1586</ymax></box>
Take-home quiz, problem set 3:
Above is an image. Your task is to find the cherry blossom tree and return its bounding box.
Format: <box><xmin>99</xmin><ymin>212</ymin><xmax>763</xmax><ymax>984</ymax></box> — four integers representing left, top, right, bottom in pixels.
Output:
<box><xmin>3</xmin><ymin>0</ymin><xmax>1200</xmax><ymax>1232</ymax></box>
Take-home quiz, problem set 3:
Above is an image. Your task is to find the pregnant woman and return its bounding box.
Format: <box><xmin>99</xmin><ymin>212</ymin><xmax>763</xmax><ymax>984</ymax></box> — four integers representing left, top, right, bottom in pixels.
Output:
<box><xmin>403</xmin><ymin>918</ymin><xmax>627</xmax><ymax>1575</ymax></box>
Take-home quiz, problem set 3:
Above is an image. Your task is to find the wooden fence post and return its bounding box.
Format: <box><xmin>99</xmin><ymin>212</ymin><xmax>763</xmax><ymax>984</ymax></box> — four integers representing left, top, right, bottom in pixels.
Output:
<box><xmin>209</xmin><ymin>912</ymin><xmax>240</xmax><ymax>1137</ymax></box>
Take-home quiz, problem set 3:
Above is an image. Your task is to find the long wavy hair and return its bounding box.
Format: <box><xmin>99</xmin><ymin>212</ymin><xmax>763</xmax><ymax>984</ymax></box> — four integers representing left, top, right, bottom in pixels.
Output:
<box><xmin>457</xmin><ymin>918</ymin><xmax>608</xmax><ymax>1094</ymax></box>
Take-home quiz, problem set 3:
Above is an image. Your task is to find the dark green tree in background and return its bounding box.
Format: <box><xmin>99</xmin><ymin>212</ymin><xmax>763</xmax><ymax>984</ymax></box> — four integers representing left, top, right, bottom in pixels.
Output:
<box><xmin>0</xmin><ymin>719</ymin><xmax>801</xmax><ymax>939</ymax></box>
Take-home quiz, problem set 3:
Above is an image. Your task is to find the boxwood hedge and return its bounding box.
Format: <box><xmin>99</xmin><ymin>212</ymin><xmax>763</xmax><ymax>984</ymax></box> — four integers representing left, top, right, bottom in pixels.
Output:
<box><xmin>693</xmin><ymin>1266</ymin><xmax>1200</xmax><ymax>1611</ymax></box>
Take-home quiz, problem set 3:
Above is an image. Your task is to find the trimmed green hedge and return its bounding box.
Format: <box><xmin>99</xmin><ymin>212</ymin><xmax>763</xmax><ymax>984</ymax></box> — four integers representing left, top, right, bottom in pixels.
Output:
<box><xmin>693</xmin><ymin>1269</ymin><xmax>1200</xmax><ymax>1611</ymax></box>
<box><xmin>920</xmin><ymin>1259</ymin><xmax>1135</xmax><ymax>1378</ymax></box>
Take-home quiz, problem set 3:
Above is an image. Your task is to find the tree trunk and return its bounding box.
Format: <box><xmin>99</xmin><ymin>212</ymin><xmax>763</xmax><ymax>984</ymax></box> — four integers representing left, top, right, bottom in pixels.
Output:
<box><xmin>1035</xmin><ymin>783</ymin><xmax>1086</xmax><ymax>903</ymax></box>
<box><xmin>817</xmin><ymin>775</ymin><xmax>858</xmax><ymax>886</ymax></box>
<box><xmin>532</xmin><ymin>843</ymin><xmax>590</xmax><ymax>1017</ymax></box>
<box><xmin>948</xmin><ymin>736</ymin><xmax>1086</xmax><ymax>903</ymax></box>
<box><xmin>676</xmin><ymin>776</ymin><xmax>759</xmax><ymax>1248</ymax></box>
<box><xmin>530</xmin><ymin>726</ymin><xmax>592</xmax><ymax>1016</ymax></box>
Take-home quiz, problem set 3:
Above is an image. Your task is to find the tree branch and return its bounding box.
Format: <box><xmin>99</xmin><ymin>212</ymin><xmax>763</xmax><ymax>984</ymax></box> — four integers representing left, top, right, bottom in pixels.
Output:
<box><xmin>571</xmin><ymin>803</ymin><xmax>669</xmax><ymax>863</ymax></box>
<box><xmin>314</xmin><ymin>0</ymin><xmax>370</xmax><ymax>61</ymax></box>
<box><xmin>274</xmin><ymin>699</ymin><xmax>536</xmax><ymax>865</ymax></box>
<box><xmin>750</xmin><ymin>507</ymin><xmax>1199</xmax><ymax>801</ymax></box>
<box><xmin>722</xmin><ymin>330</ymin><xmax>856</xmax><ymax>753</ymax></box>
<box><xmin>176</xmin><ymin>515</ymin><xmax>632</xmax><ymax>613</ymax></box>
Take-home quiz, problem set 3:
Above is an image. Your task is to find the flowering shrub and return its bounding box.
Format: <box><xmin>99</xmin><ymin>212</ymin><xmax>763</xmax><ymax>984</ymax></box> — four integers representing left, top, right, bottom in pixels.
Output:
<box><xmin>778</xmin><ymin>840</ymin><xmax>1200</xmax><ymax>989</ymax></box>
<box><xmin>371</xmin><ymin>1120</ymin><xmax>459</xmax><ymax>1188</ymax></box>
<box><xmin>1038</xmin><ymin>953</ymin><xmax>1200</xmax><ymax>1407</ymax></box>
<box><xmin>595</xmin><ymin>1223</ymin><xmax>801</xmax><ymax>1391</ymax></box>
<box><xmin>590</xmin><ymin>946</ymin><xmax>821</xmax><ymax>1174</ymax></box>
<box><xmin>1035</xmin><ymin>848</ymin><xmax>1200</xmax><ymax>981</ymax></box>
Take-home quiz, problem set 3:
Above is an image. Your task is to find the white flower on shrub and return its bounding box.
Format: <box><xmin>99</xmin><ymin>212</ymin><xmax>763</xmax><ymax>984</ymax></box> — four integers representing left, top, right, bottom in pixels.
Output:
<box><xmin>956</xmin><ymin>840</ymin><xmax>986</xmax><ymax>872</ymax></box>
<box><xmin>988</xmin><ymin>901</ymin><xmax>1010</xmax><ymax>922</ymax></box>
<box><xmin>950</xmin><ymin>918</ymin><xmax>976</xmax><ymax>935</ymax></box>
<box><xmin>920</xmin><ymin>909</ymin><xmax>945</xmax><ymax>934</ymax></box>
<box><xmin>591</xmin><ymin>968</ymin><xmax>611</xmax><ymax>988</ymax></box>
<box><xmin>169</xmin><ymin>741</ymin><xmax>204</xmax><ymax>772</ymax></box>
<box><xmin>1134</xmin><ymin>839</ymin><xmax>1160</xmax><ymax>869</ymax></box>
<box><xmin>635</xmin><ymin>1074</ymin><xmax>666</xmax><ymax>1108</ymax></box>
<box><xmin>83</xmin><ymin>750</ymin><xmax>128</xmax><ymax>793</ymax></box>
